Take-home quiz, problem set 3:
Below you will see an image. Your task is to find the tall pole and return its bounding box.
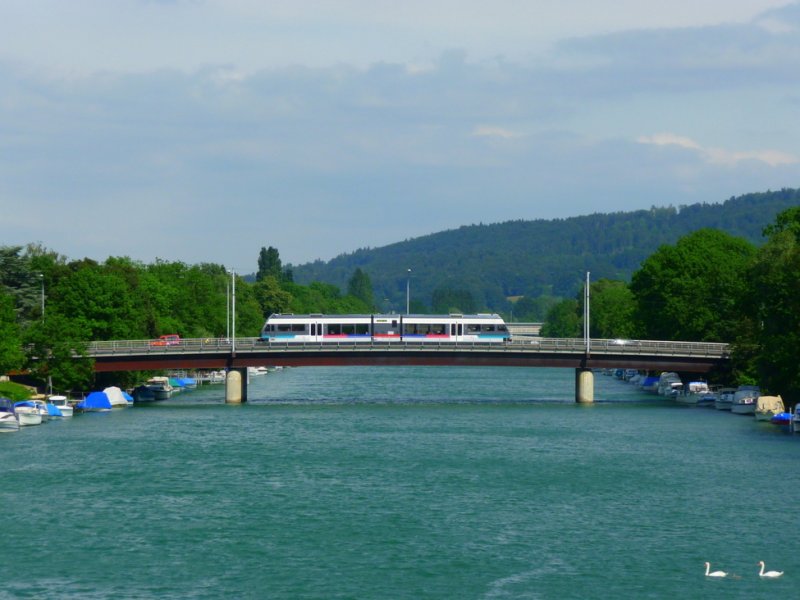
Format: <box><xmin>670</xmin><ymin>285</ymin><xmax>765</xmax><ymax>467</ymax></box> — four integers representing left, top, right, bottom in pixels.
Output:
<box><xmin>584</xmin><ymin>271</ymin><xmax>590</xmax><ymax>355</ymax></box>
<box><xmin>226</xmin><ymin>278</ymin><xmax>230</xmax><ymax>341</ymax></box>
<box><xmin>231</xmin><ymin>270</ymin><xmax>236</xmax><ymax>354</ymax></box>
<box><xmin>406</xmin><ymin>268</ymin><xmax>411</xmax><ymax>314</ymax></box>
<box><xmin>39</xmin><ymin>273</ymin><xmax>45</xmax><ymax>321</ymax></box>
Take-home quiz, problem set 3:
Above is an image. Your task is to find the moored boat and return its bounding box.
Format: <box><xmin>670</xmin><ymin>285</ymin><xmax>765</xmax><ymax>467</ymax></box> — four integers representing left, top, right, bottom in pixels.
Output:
<box><xmin>792</xmin><ymin>404</ymin><xmax>800</xmax><ymax>434</ymax></box>
<box><xmin>13</xmin><ymin>401</ymin><xmax>43</xmax><ymax>426</ymax></box>
<box><xmin>755</xmin><ymin>395</ymin><xmax>784</xmax><ymax>422</ymax></box>
<box><xmin>76</xmin><ymin>391</ymin><xmax>112</xmax><ymax>412</ymax></box>
<box><xmin>731</xmin><ymin>385</ymin><xmax>759</xmax><ymax>415</ymax></box>
<box><xmin>0</xmin><ymin>397</ymin><xmax>20</xmax><ymax>432</ymax></box>
<box><xmin>714</xmin><ymin>387</ymin><xmax>736</xmax><ymax>410</ymax></box>
<box><xmin>103</xmin><ymin>386</ymin><xmax>133</xmax><ymax>408</ymax></box>
<box><xmin>48</xmin><ymin>395</ymin><xmax>73</xmax><ymax>417</ymax></box>
<box><xmin>144</xmin><ymin>376</ymin><xmax>173</xmax><ymax>400</ymax></box>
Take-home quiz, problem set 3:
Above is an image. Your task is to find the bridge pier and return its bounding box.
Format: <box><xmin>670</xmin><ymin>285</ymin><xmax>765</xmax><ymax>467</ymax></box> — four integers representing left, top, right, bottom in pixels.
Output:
<box><xmin>575</xmin><ymin>368</ymin><xmax>594</xmax><ymax>403</ymax></box>
<box><xmin>225</xmin><ymin>368</ymin><xmax>248</xmax><ymax>404</ymax></box>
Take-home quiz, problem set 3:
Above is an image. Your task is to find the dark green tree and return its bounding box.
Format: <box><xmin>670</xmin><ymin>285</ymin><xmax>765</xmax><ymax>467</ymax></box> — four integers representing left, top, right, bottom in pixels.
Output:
<box><xmin>540</xmin><ymin>299</ymin><xmax>581</xmax><ymax>337</ymax></box>
<box><xmin>630</xmin><ymin>229</ymin><xmax>755</xmax><ymax>342</ymax></box>
<box><xmin>347</xmin><ymin>268</ymin><xmax>375</xmax><ymax>309</ymax></box>
<box><xmin>431</xmin><ymin>287</ymin><xmax>476</xmax><ymax>314</ymax></box>
<box><xmin>0</xmin><ymin>289</ymin><xmax>24</xmax><ymax>374</ymax></box>
<box><xmin>257</xmin><ymin>247</ymin><xmax>282</xmax><ymax>281</ymax></box>
<box><xmin>589</xmin><ymin>279</ymin><xmax>638</xmax><ymax>339</ymax></box>
<box><xmin>253</xmin><ymin>276</ymin><xmax>293</xmax><ymax>317</ymax></box>
<box><xmin>740</xmin><ymin>207</ymin><xmax>800</xmax><ymax>401</ymax></box>
<box><xmin>24</xmin><ymin>313</ymin><xmax>94</xmax><ymax>394</ymax></box>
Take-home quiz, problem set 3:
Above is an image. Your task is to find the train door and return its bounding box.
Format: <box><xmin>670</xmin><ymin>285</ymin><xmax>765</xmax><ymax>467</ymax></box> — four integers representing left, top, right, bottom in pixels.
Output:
<box><xmin>450</xmin><ymin>323</ymin><xmax>463</xmax><ymax>341</ymax></box>
<box><xmin>310</xmin><ymin>321</ymin><xmax>321</xmax><ymax>342</ymax></box>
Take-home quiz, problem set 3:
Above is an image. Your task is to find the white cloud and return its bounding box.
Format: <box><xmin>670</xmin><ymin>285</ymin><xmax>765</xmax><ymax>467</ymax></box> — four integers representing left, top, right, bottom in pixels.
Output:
<box><xmin>637</xmin><ymin>133</ymin><xmax>798</xmax><ymax>167</ymax></box>
<box><xmin>471</xmin><ymin>126</ymin><xmax>525</xmax><ymax>139</ymax></box>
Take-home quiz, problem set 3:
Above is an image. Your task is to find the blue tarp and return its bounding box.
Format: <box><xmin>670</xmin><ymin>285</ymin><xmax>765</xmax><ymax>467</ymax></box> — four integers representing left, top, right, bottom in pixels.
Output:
<box><xmin>0</xmin><ymin>397</ymin><xmax>14</xmax><ymax>412</ymax></box>
<box><xmin>77</xmin><ymin>391</ymin><xmax>112</xmax><ymax>410</ymax></box>
<box><xmin>46</xmin><ymin>403</ymin><xmax>63</xmax><ymax>417</ymax></box>
<box><xmin>177</xmin><ymin>377</ymin><xmax>196</xmax><ymax>387</ymax></box>
<box><xmin>122</xmin><ymin>391</ymin><xmax>134</xmax><ymax>403</ymax></box>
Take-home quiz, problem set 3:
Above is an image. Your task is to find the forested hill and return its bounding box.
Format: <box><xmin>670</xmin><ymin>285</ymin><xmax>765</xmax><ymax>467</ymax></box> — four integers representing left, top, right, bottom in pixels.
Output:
<box><xmin>290</xmin><ymin>188</ymin><xmax>800</xmax><ymax>313</ymax></box>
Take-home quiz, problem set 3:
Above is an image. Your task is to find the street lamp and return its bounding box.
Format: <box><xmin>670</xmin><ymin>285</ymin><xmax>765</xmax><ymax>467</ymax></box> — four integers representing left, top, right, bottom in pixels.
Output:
<box><xmin>229</xmin><ymin>270</ymin><xmax>236</xmax><ymax>354</ymax></box>
<box><xmin>406</xmin><ymin>268</ymin><xmax>411</xmax><ymax>314</ymax></box>
<box><xmin>38</xmin><ymin>273</ymin><xmax>45</xmax><ymax>321</ymax></box>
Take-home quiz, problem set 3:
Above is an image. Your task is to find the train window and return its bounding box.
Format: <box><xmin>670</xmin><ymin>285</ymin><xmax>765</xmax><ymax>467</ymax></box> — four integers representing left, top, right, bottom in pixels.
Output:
<box><xmin>451</xmin><ymin>324</ymin><xmax>456</xmax><ymax>335</ymax></box>
<box><xmin>343</xmin><ymin>324</ymin><xmax>355</xmax><ymax>335</ymax></box>
<box><xmin>467</xmin><ymin>324</ymin><xmax>480</xmax><ymax>333</ymax></box>
<box><xmin>328</xmin><ymin>324</ymin><xmax>341</xmax><ymax>335</ymax></box>
<box><xmin>356</xmin><ymin>324</ymin><xmax>369</xmax><ymax>335</ymax></box>
<box><xmin>311</xmin><ymin>324</ymin><xmax>316</xmax><ymax>336</ymax></box>
<box><xmin>482</xmin><ymin>325</ymin><xmax>495</xmax><ymax>332</ymax></box>
<box><xmin>431</xmin><ymin>324</ymin><xmax>445</xmax><ymax>335</ymax></box>
<box><xmin>392</xmin><ymin>320</ymin><xmax>397</xmax><ymax>328</ymax></box>
<box><xmin>498</xmin><ymin>325</ymin><xmax>508</xmax><ymax>332</ymax></box>
<box><xmin>278</xmin><ymin>324</ymin><xmax>291</xmax><ymax>332</ymax></box>
<box><xmin>292</xmin><ymin>324</ymin><xmax>305</xmax><ymax>332</ymax></box>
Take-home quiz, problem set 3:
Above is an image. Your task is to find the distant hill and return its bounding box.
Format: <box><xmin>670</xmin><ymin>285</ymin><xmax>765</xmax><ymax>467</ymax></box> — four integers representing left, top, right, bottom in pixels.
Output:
<box><xmin>290</xmin><ymin>188</ymin><xmax>800</xmax><ymax>313</ymax></box>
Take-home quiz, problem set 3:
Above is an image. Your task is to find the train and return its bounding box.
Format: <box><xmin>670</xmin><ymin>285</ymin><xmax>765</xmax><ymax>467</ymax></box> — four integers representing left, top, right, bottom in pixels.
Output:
<box><xmin>260</xmin><ymin>313</ymin><xmax>511</xmax><ymax>343</ymax></box>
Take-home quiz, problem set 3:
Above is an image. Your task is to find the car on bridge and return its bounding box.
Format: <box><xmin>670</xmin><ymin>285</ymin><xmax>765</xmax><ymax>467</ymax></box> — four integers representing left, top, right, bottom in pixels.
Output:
<box><xmin>151</xmin><ymin>334</ymin><xmax>181</xmax><ymax>347</ymax></box>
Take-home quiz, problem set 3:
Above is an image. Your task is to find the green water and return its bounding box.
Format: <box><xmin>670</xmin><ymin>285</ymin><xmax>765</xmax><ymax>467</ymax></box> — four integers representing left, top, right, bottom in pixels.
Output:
<box><xmin>1</xmin><ymin>367</ymin><xmax>797</xmax><ymax>599</ymax></box>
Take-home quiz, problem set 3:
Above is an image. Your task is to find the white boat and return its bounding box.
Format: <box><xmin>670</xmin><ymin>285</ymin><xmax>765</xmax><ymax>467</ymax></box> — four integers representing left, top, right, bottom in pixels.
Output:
<box><xmin>103</xmin><ymin>386</ymin><xmax>133</xmax><ymax>408</ymax></box>
<box><xmin>48</xmin><ymin>395</ymin><xmax>73</xmax><ymax>417</ymax></box>
<box><xmin>714</xmin><ymin>387</ymin><xmax>736</xmax><ymax>410</ymax></box>
<box><xmin>143</xmin><ymin>377</ymin><xmax>173</xmax><ymax>400</ymax></box>
<box><xmin>657</xmin><ymin>372</ymin><xmax>682</xmax><ymax>396</ymax></box>
<box><xmin>731</xmin><ymin>385</ymin><xmax>760</xmax><ymax>415</ymax></box>
<box><xmin>755</xmin><ymin>395</ymin><xmax>784</xmax><ymax>422</ymax></box>
<box><xmin>0</xmin><ymin>398</ymin><xmax>20</xmax><ymax>432</ymax></box>
<box><xmin>13</xmin><ymin>401</ymin><xmax>43</xmax><ymax>426</ymax></box>
<box><xmin>792</xmin><ymin>404</ymin><xmax>800</xmax><ymax>434</ymax></box>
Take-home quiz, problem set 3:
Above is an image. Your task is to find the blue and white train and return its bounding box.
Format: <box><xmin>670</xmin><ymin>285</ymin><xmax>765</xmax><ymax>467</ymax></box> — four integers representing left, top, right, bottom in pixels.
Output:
<box><xmin>260</xmin><ymin>313</ymin><xmax>511</xmax><ymax>343</ymax></box>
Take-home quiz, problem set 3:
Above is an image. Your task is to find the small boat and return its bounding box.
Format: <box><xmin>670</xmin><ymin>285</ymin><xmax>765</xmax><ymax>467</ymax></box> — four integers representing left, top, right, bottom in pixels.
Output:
<box><xmin>133</xmin><ymin>385</ymin><xmax>156</xmax><ymax>403</ymax></box>
<box><xmin>696</xmin><ymin>393</ymin><xmax>717</xmax><ymax>408</ymax></box>
<box><xmin>13</xmin><ymin>401</ymin><xmax>44</xmax><ymax>426</ymax></box>
<box><xmin>792</xmin><ymin>404</ymin><xmax>800</xmax><ymax>434</ymax></box>
<box><xmin>103</xmin><ymin>386</ymin><xmax>132</xmax><ymax>408</ymax></box>
<box><xmin>48</xmin><ymin>395</ymin><xmax>73</xmax><ymax>417</ymax></box>
<box><xmin>0</xmin><ymin>397</ymin><xmax>20</xmax><ymax>432</ymax></box>
<box><xmin>144</xmin><ymin>376</ymin><xmax>173</xmax><ymax>400</ymax></box>
<box><xmin>755</xmin><ymin>395</ymin><xmax>784</xmax><ymax>422</ymax></box>
<box><xmin>76</xmin><ymin>392</ymin><xmax>112</xmax><ymax>412</ymax></box>
<box><xmin>731</xmin><ymin>385</ymin><xmax>760</xmax><ymax>415</ymax></box>
<box><xmin>770</xmin><ymin>412</ymin><xmax>792</xmax><ymax>425</ymax></box>
<box><xmin>714</xmin><ymin>387</ymin><xmax>736</xmax><ymax>410</ymax></box>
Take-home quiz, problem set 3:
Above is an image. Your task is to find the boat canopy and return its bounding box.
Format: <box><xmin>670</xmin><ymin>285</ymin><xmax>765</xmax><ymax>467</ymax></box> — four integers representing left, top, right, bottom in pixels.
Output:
<box><xmin>77</xmin><ymin>392</ymin><xmax>112</xmax><ymax>410</ymax></box>
<box><xmin>0</xmin><ymin>397</ymin><xmax>14</xmax><ymax>412</ymax></box>
<box><xmin>756</xmin><ymin>395</ymin><xmax>784</xmax><ymax>413</ymax></box>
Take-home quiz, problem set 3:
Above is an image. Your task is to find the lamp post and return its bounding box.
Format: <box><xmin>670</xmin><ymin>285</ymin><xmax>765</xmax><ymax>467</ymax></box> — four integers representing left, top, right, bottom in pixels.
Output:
<box><xmin>406</xmin><ymin>268</ymin><xmax>411</xmax><ymax>315</ymax></box>
<box><xmin>584</xmin><ymin>271</ymin><xmax>590</xmax><ymax>355</ymax></box>
<box><xmin>230</xmin><ymin>270</ymin><xmax>236</xmax><ymax>354</ymax></box>
<box><xmin>226</xmin><ymin>278</ymin><xmax>230</xmax><ymax>341</ymax></box>
<box><xmin>38</xmin><ymin>273</ymin><xmax>45</xmax><ymax>321</ymax></box>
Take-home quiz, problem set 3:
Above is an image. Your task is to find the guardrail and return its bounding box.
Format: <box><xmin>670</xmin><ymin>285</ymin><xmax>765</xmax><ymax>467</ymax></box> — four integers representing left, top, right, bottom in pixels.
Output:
<box><xmin>86</xmin><ymin>337</ymin><xmax>730</xmax><ymax>359</ymax></box>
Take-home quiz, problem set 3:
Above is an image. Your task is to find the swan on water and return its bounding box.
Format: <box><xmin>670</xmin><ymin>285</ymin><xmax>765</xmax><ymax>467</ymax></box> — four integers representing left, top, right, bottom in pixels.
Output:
<box><xmin>758</xmin><ymin>561</ymin><xmax>783</xmax><ymax>578</ymax></box>
<box><xmin>704</xmin><ymin>562</ymin><xmax>727</xmax><ymax>577</ymax></box>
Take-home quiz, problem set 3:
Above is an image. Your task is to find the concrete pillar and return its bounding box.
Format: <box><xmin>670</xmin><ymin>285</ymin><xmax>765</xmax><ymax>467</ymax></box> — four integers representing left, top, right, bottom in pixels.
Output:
<box><xmin>225</xmin><ymin>369</ymin><xmax>248</xmax><ymax>404</ymax></box>
<box><xmin>575</xmin><ymin>368</ymin><xmax>594</xmax><ymax>403</ymax></box>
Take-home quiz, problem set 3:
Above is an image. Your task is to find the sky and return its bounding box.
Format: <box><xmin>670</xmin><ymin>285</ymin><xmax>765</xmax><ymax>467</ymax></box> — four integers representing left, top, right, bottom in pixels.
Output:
<box><xmin>1</xmin><ymin>0</ymin><xmax>799</xmax><ymax>272</ymax></box>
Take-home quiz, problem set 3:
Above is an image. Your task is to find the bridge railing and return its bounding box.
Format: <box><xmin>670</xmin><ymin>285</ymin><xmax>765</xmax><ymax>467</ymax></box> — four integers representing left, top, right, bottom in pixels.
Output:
<box><xmin>86</xmin><ymin>337</ymin><xmax>729</xmax><ymax>358</ymax></box>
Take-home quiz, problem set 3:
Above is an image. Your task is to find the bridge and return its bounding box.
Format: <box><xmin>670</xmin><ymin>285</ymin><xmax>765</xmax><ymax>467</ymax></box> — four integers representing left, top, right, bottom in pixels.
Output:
<box><xmin>86</xmin><ymin>335</ymin><xmax>729</xmax><ymax>404</ymax></box>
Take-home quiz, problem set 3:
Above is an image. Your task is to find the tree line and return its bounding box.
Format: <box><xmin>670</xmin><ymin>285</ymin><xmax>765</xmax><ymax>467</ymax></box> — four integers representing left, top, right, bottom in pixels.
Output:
<box><xmin>1</xmin><ymin>206</ymin><xmax>799</xmax><ymax>404</ymax></box>
<box><xmin>539</xmin><ymin>207</ymin><xmax>800</xmax><ymax>405</ymax></box>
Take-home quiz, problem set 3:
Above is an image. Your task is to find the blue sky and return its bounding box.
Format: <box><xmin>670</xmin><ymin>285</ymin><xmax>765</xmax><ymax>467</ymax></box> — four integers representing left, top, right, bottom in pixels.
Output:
<box><xmin>1</xmin><ymin>0</ymin><xmax>798</xmax><ymax>271</ymax></box>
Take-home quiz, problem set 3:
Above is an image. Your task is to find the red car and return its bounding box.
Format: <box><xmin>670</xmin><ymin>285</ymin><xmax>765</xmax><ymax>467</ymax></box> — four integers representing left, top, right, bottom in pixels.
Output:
<box><xmin>151</xmin><ymin>334</ymin><xmax>181</xmax><ymax>346</ymax></box>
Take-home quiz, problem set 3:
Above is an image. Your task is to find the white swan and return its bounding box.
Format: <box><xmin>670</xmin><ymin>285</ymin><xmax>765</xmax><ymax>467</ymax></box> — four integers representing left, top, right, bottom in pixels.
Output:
<box><xmin>704</xmin><ymin>562</ymin><xmax>727</xmax><ymax>577</ymax></box>
<box><xmin>758</xmin><ymin>561</ymin><xmax>783</xmax><ymax>578</ymax></box>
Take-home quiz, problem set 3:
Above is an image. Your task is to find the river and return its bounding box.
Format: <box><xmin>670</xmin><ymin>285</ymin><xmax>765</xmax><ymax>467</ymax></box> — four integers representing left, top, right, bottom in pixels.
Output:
<box><xmin>1</xmin><ymin>367</ymin><xmax>796</xmax><ymax>599</ymax></box>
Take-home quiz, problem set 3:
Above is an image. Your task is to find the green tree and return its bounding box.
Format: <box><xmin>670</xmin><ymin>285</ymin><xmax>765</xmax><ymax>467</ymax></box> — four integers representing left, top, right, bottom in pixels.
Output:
<box><xmin>24</xmin><ymin>313</ymin><xmax>94</xmax><ymax>394</ymax></box>
<box><xmin>540</xmin><ymin>299</ymin><xmax>580</xmax><ymax>337</ymax></box>
<box><xmin>0</xmin><ymin>289</ymin><xmax>24</xmax><ymax>374</ymax></box>
<box><xmin>630</xmin><ymin>229</ymin><xmax>755</xmax><ymax>342</ymax></box>
<box><xmin>253</xmin><ymin>276</ymin><xmax>293</xmax><ymax>318</ymax></box>
<box><xmin>431</xmin><ymin>287</ymin><xmax>477</xmax><ymax>314</ymax></box>
<box><xmin>589</xmin><ymin>279</ymin><xmax>638</xmax><ymax>339</ymax></box>
<box><xmin>347</xmin><ymin>268</ymin><xmax>375</xmax><ymax>309</ymax></box>
<box><xmin>740</xmin><ymin>207</ymin><xmax>800</xmax><ymax>401</ymax></box>
<box><xmin>257</xmin><ymin>246</ymin><xmax>282</xmax><ymax>281</ymax></box>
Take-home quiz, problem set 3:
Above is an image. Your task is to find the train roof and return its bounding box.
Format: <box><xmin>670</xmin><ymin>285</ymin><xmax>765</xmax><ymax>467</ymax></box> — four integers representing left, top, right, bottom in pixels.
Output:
<box><xmin>267</xmin><ymin>313</ymin><xmax>504</xmax><ymax>320</ymax></box>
